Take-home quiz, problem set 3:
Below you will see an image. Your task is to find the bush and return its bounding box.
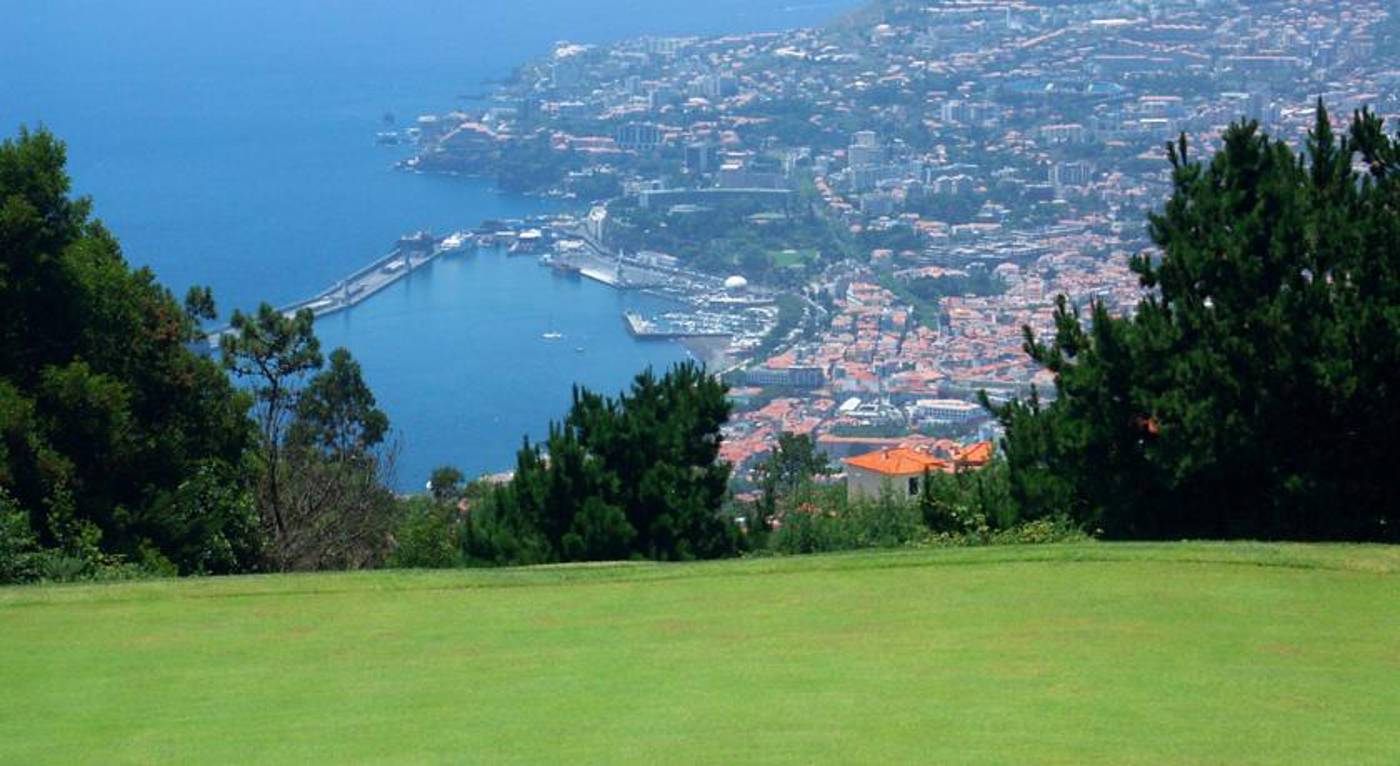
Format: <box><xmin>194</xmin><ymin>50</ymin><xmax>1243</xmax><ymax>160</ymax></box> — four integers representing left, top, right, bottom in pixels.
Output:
<box><xmin>770</xmin><ymin>485</ymin><xmax>925</xmax><ymax>555</ymax></box>
<box><xmin>461</xmin><ymin>485</ymin><xmax>552</xmax><ymax>567</ymax></box>
<box><xmin>0</xmin><ymin>490</ymin><xmax>42</xmax><ymax>584</ymax></box>
<box><xmin>986</xmin><ymin>517</ymin><xmax>1090</xmax><ymax>546</ymax></box>
<box><xmin>477</xmin><ymin>363</ymin><xmax>738</xmax><ymax>565</ymax></box>
<box><xmin>918</xmin><ymin>462</ymin><xmax>1019</xmax><ymax>533</ymax></box>
<box><xmin>846</xmin><ymin>492</ymin><xmax>927</xmax><ymax>549</ymax></box>
<box><xmin>266</xmin><ymin>452</ymin><xmax>399</xmax><ymax>571</ymax></box>
<box><xmin>0</xmin><ymin>486</ymin><xmax>157</xmax><ymax>584</ymax></box>
<box><xmin>390</xmin><ymin>496</ymin><xmax>464</xmax><ymax>569</ymax></box>
<box><xmin>145</xmin><ymin>460</ymin><xmax>262</xmax><ymax>575</ymax></box>
<box><xmin>763</xmin><ymin>470</ymin><xmax>1090</xmax><ymax>556</ymax></box>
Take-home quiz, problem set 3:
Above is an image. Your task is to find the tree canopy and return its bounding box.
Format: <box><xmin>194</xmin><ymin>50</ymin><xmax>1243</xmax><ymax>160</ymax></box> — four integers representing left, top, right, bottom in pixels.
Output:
<box><xmin>221</xmin><ymin>308</ymin><xmax>396</xmax><ymax>571</ymax></box>
<box><xmin>466</xmin><ymin>362</ymin><xmax>740</xmax><ymax>564</ymax></box>
<box><xmin>1</xmin><ymin>128</ymin><xmax>258</xmax><ymax>576</ymax></box>
<box><xmin>990</xmin><ymin>104</ymin><xmax>1399</xmax><ymax>542</ymax></box>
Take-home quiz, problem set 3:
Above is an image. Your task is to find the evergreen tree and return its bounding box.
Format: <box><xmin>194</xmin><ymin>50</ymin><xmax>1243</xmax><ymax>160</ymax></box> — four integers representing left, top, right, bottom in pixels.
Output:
<box><xmin>223</xmin><ymin>316</ymin><xmax>400</xmax><ymax>571</ymax></box>
<box><xmin>754</xmin><ymin>432</ymin><xmax>832</xmax><ymax>525</ymax></box>
<box><xmin>992</xmin><ymin>104</ymin><xmax>1399</xmax><ymax>541</ymax></box>
<box><xmin>288</xmin><ymin>348</ymin><xmax>388</xmax><ymax>462</ymax></box>
<box><xmin>220</xmin><ymin>304</ymin><xmax>321</xmax><ymax>543</ymax></box>
<box><xmin>566</xmin><ymin>363</ymin><xmax>737</xmax><ymax>560</ymax></box>
<box><xmin>427</xmin><ymin>465</ymin><xmax>466</xmax><ymax>505</ymax></box>
<box><xmin>465</xmin><ymin>362</ymin><xmax>738</xmax><ymax>564</ymax></box>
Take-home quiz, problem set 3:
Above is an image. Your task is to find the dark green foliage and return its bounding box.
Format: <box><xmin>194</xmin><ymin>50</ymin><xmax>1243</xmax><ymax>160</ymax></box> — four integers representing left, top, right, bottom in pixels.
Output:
<box><xmin>143</xmin><ymin>459</ymin><xmax>262</xmax><ymax>575</ymax></box>
<box><xmin>221</xmin><ymin>306</ymin><xmax>323</xmax><ymax>430</ymax></box>
<box><xmin>394</xmin><ymin>474</ymin><xmax>493</xmax><ymax>569</ymax></box>
<box><xmin>980</xmin><ymin>389</ymin><xmax>1080</xmax><ymax>523</ymax></box>
<box><xmin>906</xmin><ymin>269</ymin><xmax>1005</xmax><ymax>302</ymax></box>
<box><xmin>566</xmin><ymin>170</ymin><xmax>622</xmax><ymax>203</ymax></box>
<box><xmin>288</xmin><ymin>348</ymin><xmax>389</xmax><ymax>461</ymax></box>
<box><xmin>389</xmin><ymin>495</ymin><xmax>464</xmax><ymax>569</ymax></box>
<box><xmin>766</xmin><ymin>461</ymin><xmax>1081</xmax><ymax>555</ymax></box>
<box><xmin>0</xmin><ymin>489</ymin><xmax>42</xmax><ymax>583</ymax></box>
<box><xmin>769</xmin><ymin>484</ymin><xmax>924</xmax><ymax>555</ymax></box>
<box><xmin>220</xmin><ymin>304</ymin><xmax>321</xmax><ymax>549</ymax></box>
<box><xmin>427</xmin><ymin>465</ymin><xmax>466</xmax><ymax>505</ymax></box>
<box><xmin>0</xmin><ymin>128</ymin><xmax>258</xmax><ymax>577</ymax></box>
<box><xmin>465</xmin><ymin>362</ymin><xmax>739</xmax><ymax>564</ymax></box>
<box><xmin>918</xmin><ymin>462</ymin><xmax>1017</xmax><ymax>535</ymax></box>
<box><xmin>754</xmin><ymin>432</ymin><xmax>832</xmax><ymax>525</ymax></box>
<box><xmin>494</xmin><ymin>132</ymin><xmax>582</xmax><ymax>193</ymax></box>
<box><xmin>222</xmin><ymin>308</ymin><xmax>397</xmax><ymax>571</ymax></box>
<box><xmin>461</xmin><ymin>450</ymin><xmax>552</xmax><ymax>566</ymax></box>
<box><xmin>991</xmin><ymin>105</ymin><xmax>1400</xmax><ymax>541</ymax></box>
<box><xmin>183</xmin><ymin>285</ymin><xmax>217</xmax><ymax>323</ymax></box>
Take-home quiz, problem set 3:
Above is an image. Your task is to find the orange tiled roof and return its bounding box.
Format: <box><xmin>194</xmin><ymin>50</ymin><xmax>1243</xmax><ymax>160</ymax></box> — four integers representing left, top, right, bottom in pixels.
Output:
<box><xmin>844</xmin><ymin>447</ymin><xmax>951</xmax><ymax>476</ymax></box>
<box><xmin>954</xmin><ymin>441</ymin><xmax>995</xmax><ymax>466</ymax></box>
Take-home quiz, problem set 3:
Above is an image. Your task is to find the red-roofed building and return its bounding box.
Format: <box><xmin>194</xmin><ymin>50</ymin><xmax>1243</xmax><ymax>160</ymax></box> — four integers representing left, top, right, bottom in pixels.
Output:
<box><xmin>953</xmin><ymin>441</ymin><xmax>995</xmax><ymax>469</ymax></box>
<box><xmin>843</xmin><ymin>446</ymin><xmax>952</xmax><ymax>501</ymax></box>
<box><xmin>843</xmin><ymin>441</ymin><xmax>996</xmax><ymax>501</ymax></box>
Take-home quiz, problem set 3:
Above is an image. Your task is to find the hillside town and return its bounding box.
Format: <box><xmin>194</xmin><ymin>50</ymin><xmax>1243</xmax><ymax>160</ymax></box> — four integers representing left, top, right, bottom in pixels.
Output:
<box><xmin>7</xmin><ymin>0</ymin><xmax>1400</xmax><ymax>754</ymax></box>
<box><xmin>397</xmin><ymin>0</ymin><xmax>1399</xmax><ymax>474</ymax></box>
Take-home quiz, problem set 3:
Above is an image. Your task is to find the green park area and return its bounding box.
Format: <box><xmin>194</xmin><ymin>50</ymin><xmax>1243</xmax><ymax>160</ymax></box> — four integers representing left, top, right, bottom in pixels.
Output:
<box><xmin>770</xmin><ymin>248</ymin><xmax>819</xmax><ymax>269</ymax></box>
<box><xmin>3</xmin><ymin>543</ymin><xmax>1397</xmax><ymax>764</ymax></box>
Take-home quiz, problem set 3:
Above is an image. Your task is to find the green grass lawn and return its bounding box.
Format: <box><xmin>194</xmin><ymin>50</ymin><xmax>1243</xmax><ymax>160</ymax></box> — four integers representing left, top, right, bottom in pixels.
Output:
<box><xmin>3</xmin><ymin>543</ymin><xmax>1398</xmax><ymax>764</ymax></box>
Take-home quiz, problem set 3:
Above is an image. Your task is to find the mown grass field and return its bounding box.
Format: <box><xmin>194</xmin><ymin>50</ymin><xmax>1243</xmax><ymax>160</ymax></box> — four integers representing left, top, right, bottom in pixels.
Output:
<box><xmin>3</xmin><ymin>543</ymin><xmax>1398</xmax><ymax>764</ymax></box>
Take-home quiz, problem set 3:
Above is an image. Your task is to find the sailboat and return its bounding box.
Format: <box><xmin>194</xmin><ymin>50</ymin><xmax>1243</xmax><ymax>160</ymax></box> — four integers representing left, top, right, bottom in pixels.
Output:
<box><xmin>542</xmin><ymin>314</ymin><xmax>564</xmax><ymax>340</ymax></box>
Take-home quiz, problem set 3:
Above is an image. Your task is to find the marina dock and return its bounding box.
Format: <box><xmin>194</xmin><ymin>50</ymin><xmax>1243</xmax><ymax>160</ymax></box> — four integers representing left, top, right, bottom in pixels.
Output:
<box><xmin>205</xmin><ymin>230</ymin><xmax>468</xmax><ymax>343</ymax></box>
<box><xmin>282</xmin><ymin>231</ymin><xmax>468</xmax><ymax>319</ymax></box>
<box><xmin>623</xmin><ymin>311</ymin><xmax>731</xmax><ymax>339</ymax></box>
<box><xmin>578</xmin><ymin>266</ymin><xmax>621</xmax><ymax>287</ymax></box>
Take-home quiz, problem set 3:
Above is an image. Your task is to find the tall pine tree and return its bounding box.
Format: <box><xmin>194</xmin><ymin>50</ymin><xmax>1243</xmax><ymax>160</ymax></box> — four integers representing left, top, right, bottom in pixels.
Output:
<box><xmin>992</xmin><ymin>104</ymin><xmax>1398</xmax><ymax>542</ymax></box>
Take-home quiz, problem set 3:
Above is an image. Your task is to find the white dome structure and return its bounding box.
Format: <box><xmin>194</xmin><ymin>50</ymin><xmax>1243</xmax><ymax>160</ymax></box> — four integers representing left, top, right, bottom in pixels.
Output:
<box><xmin>724</xmin><ymin>275</ymin><xmax>749</xmax><ymax>292</ymax></box>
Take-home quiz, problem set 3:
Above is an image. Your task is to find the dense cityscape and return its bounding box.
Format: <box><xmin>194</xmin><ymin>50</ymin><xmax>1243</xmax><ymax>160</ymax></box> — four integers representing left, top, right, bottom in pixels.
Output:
<box><xmin>393</xmin><ymin>0</ymin><xmax>1398</xmax><ymax>476</ymax></box>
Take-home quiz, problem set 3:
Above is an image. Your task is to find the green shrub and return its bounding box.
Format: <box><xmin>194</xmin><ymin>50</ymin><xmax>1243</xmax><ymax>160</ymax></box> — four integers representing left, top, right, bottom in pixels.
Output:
<box><xmin>390</xmin><ymin>496</ymin><xmax>464</xmax><ymax>569</ymax></box>
<box><xmin>769</xmin><ymin>507</ymin><xmax>843</xmax><ymax>555</ymax></box>
<box><xmin>2</xmin><ymin>485</ymin><xmax>156</xmax><ymax>583</ymax></box>
<box><xmin>846</xmin><ymin>491</ymin><xmax>927</xmax><ymax>549</ymax></box>
<box><xmin>763</xmin><ymin>470</ymin><xmax>1090</xmax><ymax>557</ymax></box>
<box><xmin>986</xmin><ymin>517</ymin><xmax>1090</xmax><ymax>546</ymax></box>
<box><xmin>0</xmin><ymin>490</ymin><xmax>42</xmax><ymax>584</ymax></box>
<box><xmin>770</xmin><ymin>485</ymin><xmax>925</xmax><ymax>554</ymax></box>
<box><xmin>918</xmin><ymin>462</ymin><xmax>1019</xmax><ymax>532</ymax></box>
<box><xmin>461</xmin><ymin>486</ymin><xmax>552</xmax><ymax>567</ymax></box>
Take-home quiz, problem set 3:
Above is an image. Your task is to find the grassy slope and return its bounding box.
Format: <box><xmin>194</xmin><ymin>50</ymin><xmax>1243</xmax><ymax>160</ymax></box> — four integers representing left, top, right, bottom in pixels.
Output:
<box><xmin>2</xmin><ymin>543</ymin><xmax>1398</xmax><ymax>764</ymax></box>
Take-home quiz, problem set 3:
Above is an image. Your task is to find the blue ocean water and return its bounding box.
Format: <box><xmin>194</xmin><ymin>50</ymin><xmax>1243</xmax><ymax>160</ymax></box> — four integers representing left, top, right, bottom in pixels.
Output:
<box><xmin>0</xmin><ymin>0</ymin><xmax>855</xmax><ymax>487</ymax></box>
<box><xmin>314</xmin><ymin>253</ymin><xmax>693</xmax><ymax>487</ymax></box>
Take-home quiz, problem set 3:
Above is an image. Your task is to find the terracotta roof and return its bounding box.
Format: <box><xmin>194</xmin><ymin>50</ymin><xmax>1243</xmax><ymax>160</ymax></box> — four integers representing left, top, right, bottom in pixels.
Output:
<box><xmin>954</xmin><ymin>441</ymin><xmax>995</xmax><ymax>466</ymax></box>
<box><xmin>844</xmin><ymin>447</ymin><xmax>951</xmax><ymax>476</ymax></box>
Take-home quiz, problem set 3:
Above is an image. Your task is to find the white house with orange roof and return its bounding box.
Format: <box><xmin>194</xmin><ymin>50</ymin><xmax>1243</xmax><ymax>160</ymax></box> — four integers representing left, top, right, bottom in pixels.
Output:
<box><xmin>843</xmin><ymin>447</ymin><xmax>952</xmax><ymax>501</ymax></box>
<box><xmin>842</xmin><ymin>441</ymin><xmax>996</xmax><ymax>501</ymax></box>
